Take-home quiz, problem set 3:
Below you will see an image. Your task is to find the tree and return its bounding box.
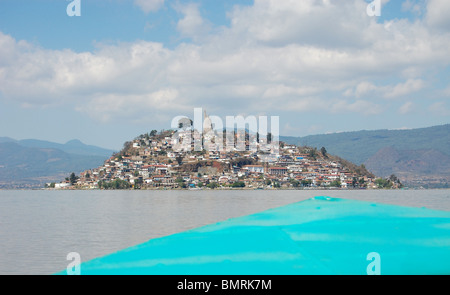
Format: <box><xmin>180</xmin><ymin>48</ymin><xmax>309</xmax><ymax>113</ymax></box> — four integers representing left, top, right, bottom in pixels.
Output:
<box><xmin>134</xmin><ymin>178</ymin><xmax>143</xmax><ymax>189</ymax></box>
<box><xmin>301</xmin><ymin>179</ymin><xmax>312</xmax><ymax>187</ymax></box>
<box><xmin>320</xmin><ymin>147</ymin><xmax>328</xmax><ymax>157</ymax></box>
<box><xmin>290</xmin><ymin>179</ymin><xmax>300</xmax><ymax>188</ymax></box>
<box><xmin>150</xmin><ymin>130</ymin><xmax>158</xmax><ymax>137</ymax></box>
<box><xmin>176</xmin><ymin>156</ymin><xmax>183</xmax><ymax>165</ymax></box>
<box><xmin>308</xmin><ymin>148</ymin><xmax>318</xmax><ymax>160</ymax></box>
<box><xmin>206</xmin><ymin>182</ymin><xmax>218</xmax><ymax>189</ymax></box>
<box><xmin>330</xmin><ymin>180</ymin><xmax>341</xmax><ymax>188</ymax></box>
<box><xmin>123</xmin><ymin>141</ymin><xmax>132</xmax><ymax>151</ymax></box>
<box><xmin>375</xmin><ymin>178</ymin><xmax>392</xmax><ymax>189</ymax></box>
<box><xmin>69</xmin><ymin>172</ymin><xmax>78</xmax><ymax>185</ymax></box>
<box><xmin>359</xmin><ymin>178</ymin><xmax>365</xmax><ymax>186</ymax></box>
<box><xmin>231</xmin><ymin>181</ymin><xmax>246</xmax><ymax>188</ymax></box>
<box><xmin>99</xmin><ymin>179</ymin><xmax>131</xmax><ymax>190</ymax></box>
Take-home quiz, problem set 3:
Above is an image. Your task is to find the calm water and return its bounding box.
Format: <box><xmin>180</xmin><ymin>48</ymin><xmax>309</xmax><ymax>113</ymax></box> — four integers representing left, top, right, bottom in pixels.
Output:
<box><xmin>0</xmin><ymin>189</ymin><xmax>449</xmax><ymax>275</ymax></box>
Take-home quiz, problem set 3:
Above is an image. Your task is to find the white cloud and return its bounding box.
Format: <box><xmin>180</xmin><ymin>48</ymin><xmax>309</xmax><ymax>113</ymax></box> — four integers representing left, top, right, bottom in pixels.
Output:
<box><xmin>330</xmin><ymin>100</ymin><xmax>383</xmax><ymax>116</ymax></box>
<box><xmin>76</xmin><ymin>89</ymin><xmax>181</xmax><ymax>123</ymax></box>
<box><xmin>384</xmin><ymin>79</ymin><xmax>426</xmax><ymax>99</ymax></box>
<box><xmin>354</xmin><ymin>82</ymin><xmax>378</xmax><ymax>98</ymax></box>
<box><xmin>227</xmin><ymin>0</ymin><xmax>374</xmax><ymax>49</ymax></box>
<box><xmin>402</xmin><ymin>0</ymin><xmax>424</xmax><ymax>15</ymax></box>
<box><xmin>399</xmin><ymin>101</ymin><xmax>414</xmax><ymax>114</ymax></box>
<box><xmin>1</xmin><ymin>0</ymin><xmax>450</xmax><ymax>124</ymax></box>
<box><xmin>134</xmin><ymin>0</ymin><xmax>165</xmax><ymax>13</ymax></box>
<box><xmin>175</xmin><ymin>3</ymin><xmax>211</xmax><ymax>41</ymax></box>
<box><xmin>426</xmin><ymin>0</ymin><xmax>450</xmax><ymax>31</ymax></box>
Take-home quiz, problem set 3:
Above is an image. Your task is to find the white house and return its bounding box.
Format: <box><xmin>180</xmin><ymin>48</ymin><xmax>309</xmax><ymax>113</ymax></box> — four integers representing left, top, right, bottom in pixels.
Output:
<box><xmin>242</xmin><ymin>165</ymin><xmax>264</xmax><ymax>174</ymax></box>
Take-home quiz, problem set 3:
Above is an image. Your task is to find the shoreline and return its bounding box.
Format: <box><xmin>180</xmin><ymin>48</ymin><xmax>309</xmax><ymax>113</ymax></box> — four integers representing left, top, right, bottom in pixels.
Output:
<box><xmin>22</xmin><ymin>186</ymin><xmax>423</xmax><ymax>191</ymax></box>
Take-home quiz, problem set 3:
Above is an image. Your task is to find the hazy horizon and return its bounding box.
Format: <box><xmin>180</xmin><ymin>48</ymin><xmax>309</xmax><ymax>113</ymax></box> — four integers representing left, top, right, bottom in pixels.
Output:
<box><xmin>1</xmin><ymin>122</ymin><xmax>448</xmax><ymax>151</ymax></box>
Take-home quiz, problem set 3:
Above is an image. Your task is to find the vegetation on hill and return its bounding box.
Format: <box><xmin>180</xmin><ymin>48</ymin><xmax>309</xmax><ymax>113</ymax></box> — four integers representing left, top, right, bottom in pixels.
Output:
<box><xmin>58</xmin><ymin>129</ymin><xmax>402</xmax><ymax>190</ymax></box>
<box><xmin>281</xmin><ymin>124</ymin><xmax>450</xmax><ymax>188</ymax></box>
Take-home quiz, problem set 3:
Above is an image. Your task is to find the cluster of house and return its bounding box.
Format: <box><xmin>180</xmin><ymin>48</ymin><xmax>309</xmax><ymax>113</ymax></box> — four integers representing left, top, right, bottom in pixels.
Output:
<box><xmin>53</xmin><ymin>129</ymin><xmax>381</xmax><ymax>190</ymax></box>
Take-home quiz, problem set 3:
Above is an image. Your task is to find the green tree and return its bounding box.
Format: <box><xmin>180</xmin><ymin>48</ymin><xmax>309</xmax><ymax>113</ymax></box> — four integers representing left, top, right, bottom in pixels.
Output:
<box><xmin>330</xmin><ymin>180</ymin><xmax>341</xmax><ymax>188</ymax></box>
<box><xmin>301</xmin><ymin>179</ymin><xmax>312</xmax><ymax>187</ymax></box>
<box><xmin>231</xmin><ymin>181</ymin><xmax>246</xmax><ymax>188</ymax></box>
<box><xmin>320</xmin><ymin>147</ymin><xmax>328</xmax><ymax>157</ymax></box>
<box><xmin>69</xmin><ymin>172</ymin><xmax>78</xmax><ymax>185</ymax></box>
<box><xmin>375</xmin><ymin>178</ymin><xmax>393</xmax><ymax>189</ymax></box>
<box><xmin>359</xmin><ymin>178</ymin><xmax>365</xmax><ymax>187</ymax></box>
<box><xmin>308</xmin><ymin>148</ymin><xmax>318</xmax><ymax>160</ymax></box>
<box><xmin>207</xmin><ymin>182</ymin><xmax>218</xmax><ymax>189</ymax></box>
<box><xmin>134</xmin><ymin>178</ymin><xmax>143</xmax><ymax>189</ymax></box>
<box><xmin>290</xmin><ymin>179</ymin><xmax>300</xmax><ymax>188</ymax></box>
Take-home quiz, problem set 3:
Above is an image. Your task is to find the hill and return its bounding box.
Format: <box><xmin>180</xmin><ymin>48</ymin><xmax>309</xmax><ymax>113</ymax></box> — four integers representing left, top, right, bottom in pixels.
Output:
<box><xmin>0</xmin><ymin>139</ymin><xmax>115</xmax><ymax>188</ymax></box>
<box><xmin>281</xmin><ymin>124</ymin><xmax>450</xmax><ymax>187</ymax></box>
<box><xmin>0</xmin><ymin>137</ymin><xmax>115</xmax><ymax>157</ymax></box>
<box><xmin>364</xmin><ymin>147</ymin><xmax>450</xmax><ymax>188</ymax></box>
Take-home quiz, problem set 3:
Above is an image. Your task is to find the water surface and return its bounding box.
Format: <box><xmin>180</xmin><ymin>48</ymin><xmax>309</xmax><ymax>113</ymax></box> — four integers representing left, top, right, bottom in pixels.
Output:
<box><xmin>0</xmin><ymin>189</ymin><xmax>448</xmax><ymax>275</ymax></box>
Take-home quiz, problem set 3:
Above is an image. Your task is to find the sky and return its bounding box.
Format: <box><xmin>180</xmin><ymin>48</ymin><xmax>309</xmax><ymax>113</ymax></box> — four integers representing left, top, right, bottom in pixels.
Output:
<box><xmin>0</xmin><ymin>0</ymin><xmax>449</xmax><ymax>150</ymax></box>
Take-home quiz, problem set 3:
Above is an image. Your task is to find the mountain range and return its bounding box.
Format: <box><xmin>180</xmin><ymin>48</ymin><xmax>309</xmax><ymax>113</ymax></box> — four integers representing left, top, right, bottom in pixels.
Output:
<box><xmin>1</xmin><ymin>123</ymin><xmax>449</xmax><ymax>188</ymax></box>
<box><xmin>0</xmin><ymin>138</ymin><xmax>116</xmax><ymax>188</ymax></box>
<box><xmin>281</xmin><ymin>124</ymin><xmax>450</xmax><ymax>188</ymax></box>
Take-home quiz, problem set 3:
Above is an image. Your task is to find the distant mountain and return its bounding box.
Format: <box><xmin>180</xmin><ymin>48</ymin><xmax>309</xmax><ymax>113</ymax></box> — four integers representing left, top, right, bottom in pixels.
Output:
<box><xmin>0</xmin><ymin>138</ymin><xmax>116</xmax><ymax>188</ymax></box>
<box><xmin>281</xmin><ymin>124</ymin><xmax>450</xmax><ymax>188</ymax></box>
<box><xmin>0</xmin><ymin>137</ymin><xmax>18</xmax><ymax>143</ymax></box>
<box><xmin>364</xmin><ymin>147</ymin><xmax>450</xmax><ymax>188</ymax></box>
<box><xmin>4</xmin><ymin>138</ymin><xmax>116</xmax><ymax>157</ymax></box>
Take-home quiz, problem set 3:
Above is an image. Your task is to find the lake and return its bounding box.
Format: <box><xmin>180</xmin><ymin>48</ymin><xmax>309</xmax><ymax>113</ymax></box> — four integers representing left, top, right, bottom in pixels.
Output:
<box><xmin>0</xmin><ymin>189</ymin><xmax>449</xmax><ymax>275</ymax></box>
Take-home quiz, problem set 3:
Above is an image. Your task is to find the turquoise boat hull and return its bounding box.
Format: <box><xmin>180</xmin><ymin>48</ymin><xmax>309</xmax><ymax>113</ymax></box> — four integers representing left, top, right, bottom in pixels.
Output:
<box><xmin>56</xmin><ymin>197</ymin><xmax>450</xmax><ymax>275</ymax></box>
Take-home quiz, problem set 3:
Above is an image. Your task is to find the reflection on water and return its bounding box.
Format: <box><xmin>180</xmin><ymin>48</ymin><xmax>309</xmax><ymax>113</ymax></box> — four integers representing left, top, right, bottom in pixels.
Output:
<box><xmin>0</xmin><ymin>189</ymin><xmax>448</xmax><ymax>274</ymax></box>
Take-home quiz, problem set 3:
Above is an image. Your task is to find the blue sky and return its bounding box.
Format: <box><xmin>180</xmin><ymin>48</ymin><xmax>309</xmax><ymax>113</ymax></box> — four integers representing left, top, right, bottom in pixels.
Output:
<box><xmin>0</xmin><ymin>0</ymin><xmax>449</xmax><ymax>150</ymax></box>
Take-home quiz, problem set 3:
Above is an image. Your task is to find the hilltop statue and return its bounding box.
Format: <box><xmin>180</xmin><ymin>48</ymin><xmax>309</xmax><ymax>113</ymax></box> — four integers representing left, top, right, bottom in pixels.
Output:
<box><xmin>203</xmin><ymin>110</ymin><xmax>213</xmax><ymax>134</ymax></box>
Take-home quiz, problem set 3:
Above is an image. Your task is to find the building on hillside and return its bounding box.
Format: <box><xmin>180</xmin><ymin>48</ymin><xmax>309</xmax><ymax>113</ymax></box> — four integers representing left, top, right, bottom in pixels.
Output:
<box><xmin>268</xmin><ymin>167</ymin><xmax>288</xmax><ymax>176</ymax></box>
